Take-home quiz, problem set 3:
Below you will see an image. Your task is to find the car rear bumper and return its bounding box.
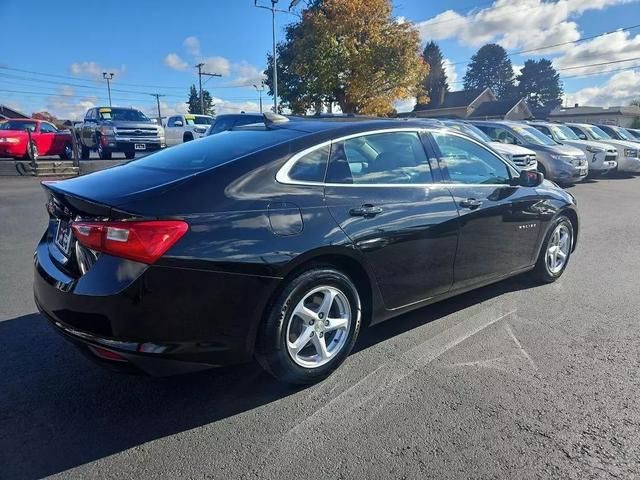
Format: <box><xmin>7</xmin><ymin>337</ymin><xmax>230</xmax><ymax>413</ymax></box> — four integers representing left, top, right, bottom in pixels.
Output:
<box><xmin>33</xmin><ymin>236</ymin><xmax>280</xmax><ymax>375</ymax></box>
<box><xmin>0</xmin><ymin>143</ymin><xmax>26</xmax><ymax>157</ymax></box>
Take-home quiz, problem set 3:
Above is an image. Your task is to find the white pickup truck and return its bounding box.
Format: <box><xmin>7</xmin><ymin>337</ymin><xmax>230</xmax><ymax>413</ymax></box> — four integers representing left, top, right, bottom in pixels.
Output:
<box><xmin>164</xmin><ymin>114</ymin><xmax>213</xmax><ymax>146</ymax></box>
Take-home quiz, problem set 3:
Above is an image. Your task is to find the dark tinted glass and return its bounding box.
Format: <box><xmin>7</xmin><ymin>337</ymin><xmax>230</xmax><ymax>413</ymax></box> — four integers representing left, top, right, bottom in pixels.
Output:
<box><xmin>233</xmin><ymin>115</ymin><xmax>263</xmax><ymax>127</ymax></box>
<box><xmin>0</xmin><ymin>120</ymin><xmax>37</xmax><ymax>131</ymax></box>
<box><xmin>288</xmin><ymin>145</ymin><xmax>330</xmax><ymax>182</ymax></box>
<box><xmin>39</xmin><ymin>123</ymin><xmax>57</xmax><ymax>133</ymax></box>
<box><xmin>433</xmin><ymin>132</ymin><xmax>511</xmax><ymax>185</ymax></box>
<box><xmin>127</xmin><ymin>128</ymin><xmax>297</xmax><ymax>171</ymax></box>
<box><xmin>327</xmin><ymin>131</ymin><xmax>433</xmax><ymax>184</ymax></box>
<box><xmin>209</xmin><ymin>118</ymin><xmax>235</xmax><ymax>135</ymax></box>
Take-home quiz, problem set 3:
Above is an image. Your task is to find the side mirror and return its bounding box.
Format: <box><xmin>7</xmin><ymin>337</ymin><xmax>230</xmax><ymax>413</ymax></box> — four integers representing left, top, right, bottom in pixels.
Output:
<box><xmin>514</xmin><ymin>169</ymin><xmax>544</xmax><ymax>187</ymax></box>
<box><xmin>174</xmin><ymin>120</ymin><xmax>183</xmax><ymax>127</ymax></box>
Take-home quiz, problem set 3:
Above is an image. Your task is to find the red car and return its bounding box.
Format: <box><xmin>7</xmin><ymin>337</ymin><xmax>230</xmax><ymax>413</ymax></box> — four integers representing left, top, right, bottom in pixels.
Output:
<box><xmin>0</xmin><ymin>119</ymin><xmax>73</xmax><ymax>160</ymax></box>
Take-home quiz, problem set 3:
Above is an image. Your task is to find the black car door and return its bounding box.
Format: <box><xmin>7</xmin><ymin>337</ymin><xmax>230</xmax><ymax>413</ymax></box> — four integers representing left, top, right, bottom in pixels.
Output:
<box><xmin>429</xmin><ymin>131</ymin><xmax>542</xmax><ymax>290</ymax></box>
<box><xmin>323</xmin><ymin>129</ymin><xmax>460</xmax><ymax>310</ymax></box>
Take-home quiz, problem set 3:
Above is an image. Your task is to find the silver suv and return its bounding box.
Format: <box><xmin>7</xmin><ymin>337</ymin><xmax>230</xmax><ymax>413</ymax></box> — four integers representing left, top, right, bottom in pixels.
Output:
<box><xmin>528</xmin><ymin>121</ymin><xmax>617</xmax><ymax>176</ymax></box>
<box><xmin>471</xmin><ymin>120</ymin><xmax>588</xmax><ymax>185</ymax></box>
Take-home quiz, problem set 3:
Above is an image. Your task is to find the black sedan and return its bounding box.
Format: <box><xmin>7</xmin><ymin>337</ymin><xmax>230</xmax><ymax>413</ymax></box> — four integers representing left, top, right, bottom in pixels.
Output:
<box><xmin>34</xmin><ymin>115</ymin><xmax>579</xmax><ymax>384</ymax></box>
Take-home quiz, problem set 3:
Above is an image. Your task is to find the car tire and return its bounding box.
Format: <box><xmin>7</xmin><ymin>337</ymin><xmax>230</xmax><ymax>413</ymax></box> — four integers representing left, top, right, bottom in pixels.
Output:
<box><xmin>125</xmin><ymin>149</ymin><xmax>136</xmax><ymax>159</ymax></box>
<box><xmin>24</xmin><ymin>141</ymin><xmax>38</xmax><ymax>162</ymax></box>
<box><xmin>256</xmin><ymin>268</ymin><xmax>362</xmax><ymax>385</ymax></box>
<box><xmin>532</xmin><ymin>215</ymin><xmax>573</xmax><ymax>283</ymax></box>
<box><xmin>183</xmin><ymin>133</ymin><xmax>194</xmax><ymax>143</ymax></box>
<box><xmin>80</xmin><ymin>143</ymin><xmax>90</xmax><ymax>160</ymax></box>
<box><xmin>59</xmin><ymin>144</ymin><xmax>72</xmax><ymax>160</ymax></box>
<box><xmin>97</xmin><ymin>138</ymin><xmax>112</xmax><ymax>160</ymax></box>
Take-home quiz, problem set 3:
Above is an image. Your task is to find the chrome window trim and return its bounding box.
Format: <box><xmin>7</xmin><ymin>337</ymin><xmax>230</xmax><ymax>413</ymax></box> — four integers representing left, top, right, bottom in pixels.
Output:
<box><xmin>276</xmin><ymin>127</ymin><xmax>518</xmax><ymax>188</ymax></box>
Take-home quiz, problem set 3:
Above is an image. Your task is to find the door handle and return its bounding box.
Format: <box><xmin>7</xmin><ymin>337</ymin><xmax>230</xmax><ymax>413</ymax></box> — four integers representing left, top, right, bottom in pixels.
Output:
<box><xmin>349</xmin><ymin>204</ymin><xmax>383</xmax><ymax>218</ymax></box>
<box><xmin>460</xmin><ymin>198</ymin><xmax>483</xmax><ymax>209</ymax></box>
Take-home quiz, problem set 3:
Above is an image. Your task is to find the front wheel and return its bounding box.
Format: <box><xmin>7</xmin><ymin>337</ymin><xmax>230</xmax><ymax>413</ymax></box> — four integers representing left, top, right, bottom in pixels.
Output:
<box><xmin>59</xmin><ymin>143</ymin><xmax>72</xmax><ymax>160</ymax></box>
<box><xmin>532</xmin><ymin>216</ymin><xmax>573</xmax><ymax>283</ymax></box>
<box><xmin>256</xmin><ymin>268</ymin><xmax>362</xmax><ymax>385</ymax></box>
<box><xmin>97</xmin><ymin>138</ymin><xmax>112</xmax><ymax>160</ymax></box>
<box><xmin>124</xmin><ymin>149</ymin><xmax>136</xmax><ymax>159</ymax></box>
<box><xmin>24</xmin><ymin>141</ymin><xmax>38</xmax><ymax>162</ymax></box>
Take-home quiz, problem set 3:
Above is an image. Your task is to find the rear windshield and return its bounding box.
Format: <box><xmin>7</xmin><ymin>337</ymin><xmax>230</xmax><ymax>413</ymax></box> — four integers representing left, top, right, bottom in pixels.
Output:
<box><xmin>0</xmin><ymin>120</ymin><xmax>37</xmax><ymax>132</ymax></box>
<box><xmin>127</xmin><ymin>128</ymin><xmax>298</xmax><ymax>171</ymax></box>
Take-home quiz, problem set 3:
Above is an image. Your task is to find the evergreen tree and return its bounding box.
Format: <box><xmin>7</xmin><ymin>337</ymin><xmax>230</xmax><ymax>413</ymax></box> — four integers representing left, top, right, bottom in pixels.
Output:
<box><xmin>186</xmin><ymin>84</ymin><xmax>215</xmax><ymax>115</ymax></box>
<box><xmin>463</xmin><ymin>43</ymin><xmax>515</xmax><ymax>99</ymax></box>
<box><xmin>415</xmin><ymin>41</ymin><xmax>447</xmax><ymax>110</ymax></box>
<box><xmin>517</xmin><ymin>59</ymin><xmax>563</xmax><ymax>110</ymax></box>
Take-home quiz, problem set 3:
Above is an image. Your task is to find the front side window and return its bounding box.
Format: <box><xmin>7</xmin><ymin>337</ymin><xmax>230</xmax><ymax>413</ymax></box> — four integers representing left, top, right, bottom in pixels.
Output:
<box><xmin>326</xmin><ymin>131</ymin><xmax>433</xmax><ymax>184</ymax></box>
<box><xmin>432</xmin><ymin>132</ymin><xmax>512</xmax><ymax>185</ymax></box>
<box><xmin>0</xmin><ymin>120</ymin><xmax>37</xmax><ymax>132</ymax></box>
<box><xmin>288</xmin><ymin>145</ymin><xmax>330</xmax><ymax>183</ymax></box>
<box><xmin>39</xmin><ymin>122</ymin><xmax>57</xmax><ymax>133</ymax></box>
<box><xmin>167</xmin><ymin>116</ymin><xmax>178</xmax><ymax>127</ymax></box>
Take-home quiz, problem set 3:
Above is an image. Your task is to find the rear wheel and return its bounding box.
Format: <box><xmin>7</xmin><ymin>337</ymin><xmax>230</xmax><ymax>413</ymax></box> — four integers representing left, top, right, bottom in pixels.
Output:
<box><xmin>532</xmin><ymin>216</ymin><xmax>573</xmax><ymax>283</ymax></box>
<box><xmin>59</xmin><ymin>143</ymin><xmax>72</xmax><ymax>160</ymax></box>
<box><xmin>256</xmin><ymin>268</ymin><xmax>362</xmax><ymax>384</ymax></box>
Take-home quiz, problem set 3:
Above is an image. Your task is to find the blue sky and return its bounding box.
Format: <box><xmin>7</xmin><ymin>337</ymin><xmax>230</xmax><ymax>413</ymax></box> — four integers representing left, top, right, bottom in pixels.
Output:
<box><xmin>1</xmin><ymin>0</ymin><xmax>639</xmax><ymax>119</ymax></box>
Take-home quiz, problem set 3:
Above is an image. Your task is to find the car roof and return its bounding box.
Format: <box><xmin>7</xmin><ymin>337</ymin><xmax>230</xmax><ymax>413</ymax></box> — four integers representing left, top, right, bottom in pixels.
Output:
<box><xmin>273</xmin><ymin>118</ymin><xmax>441</xmax><ymax>134</ymax></box>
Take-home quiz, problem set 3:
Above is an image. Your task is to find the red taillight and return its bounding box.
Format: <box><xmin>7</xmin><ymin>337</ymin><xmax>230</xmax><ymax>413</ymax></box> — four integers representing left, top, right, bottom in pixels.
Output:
<box><xmin>71</xmin><ymin>220</ymin><xmax>188</xmax><ymax>264</ymax></box>
<box><xmin>88</xmin><ymin>345</ymin><xmax>128</xmax><ymax>362</ymax></box>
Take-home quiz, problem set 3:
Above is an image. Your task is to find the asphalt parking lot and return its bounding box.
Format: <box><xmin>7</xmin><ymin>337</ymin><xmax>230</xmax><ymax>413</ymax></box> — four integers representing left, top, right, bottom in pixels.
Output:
<box><xmin>1</xmin><ymin>175</ymin><xmax>639</xmax><ymax>479</ymax></box>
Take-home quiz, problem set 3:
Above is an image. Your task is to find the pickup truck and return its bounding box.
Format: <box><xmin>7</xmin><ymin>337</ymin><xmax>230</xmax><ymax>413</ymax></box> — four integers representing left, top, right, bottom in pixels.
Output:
<box><xmin>164</xmin><ymin>114</ymin><xmax>213</xmax><ymax>146</ymax></box>
<box><xmin>75</xmin><ymin>107</ymin><xmax>165</xmax><ymax>159</ymax></box>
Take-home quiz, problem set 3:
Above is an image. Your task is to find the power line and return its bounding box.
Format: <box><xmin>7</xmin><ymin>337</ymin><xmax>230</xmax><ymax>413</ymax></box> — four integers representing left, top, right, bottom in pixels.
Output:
<box><xmin>449</xmin><ymin>23</ymin><xmax>640</xmax><ymax>66</ymax></box>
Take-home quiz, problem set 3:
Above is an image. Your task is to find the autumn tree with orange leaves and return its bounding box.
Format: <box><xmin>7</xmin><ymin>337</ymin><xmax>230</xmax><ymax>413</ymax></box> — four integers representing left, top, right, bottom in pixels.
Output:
<box><xmin>264</xmin><ymin>0</ymin><xmax>427</xmax><ymax>115</ymax></box>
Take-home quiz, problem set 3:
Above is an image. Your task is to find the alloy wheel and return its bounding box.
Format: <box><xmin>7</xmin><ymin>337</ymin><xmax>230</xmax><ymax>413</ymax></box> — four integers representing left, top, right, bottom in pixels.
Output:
<box><xmin>546</xmin><ymin>224</ymin><xmax>571</xmax><ymax>274</ymax></box>
<box><xmin>286</xmin><ymin>285</ymin><xmax>351</xmax><ymax>368</ymax></box>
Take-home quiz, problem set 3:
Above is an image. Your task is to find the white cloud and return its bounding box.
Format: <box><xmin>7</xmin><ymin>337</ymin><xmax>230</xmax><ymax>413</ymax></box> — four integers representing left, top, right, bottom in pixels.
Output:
<box><xmin>394</xmin><ymin>98</ymin><xmax>417</xmax><ymax>113</ymax></box>
<box><xmin>212</xmin><ymin>97</ymin><xmax>261</xmax><ymax>115</ymax></box>
<box><xmin>143</xmin><ymin>101</ymin><xmax>189</xmax><ymax>120</ymax></box>
<box><xmin>44</xmin><ymin>86</ymin><xmax>98</xmax><ymax>120</ymax></box>
<box><xmin>69</xmin><ymin>61</ymin><xmax>125</xmax><ymax>80</ymax></box>
<box><xmin>443</xmin><ymin>58</ymin><xmax>459</xmax><ymax>86</ymax></box>
<box><xmin>164</xmin><ymin>53</ymin><xmax>188</xmax><ymax>71</ymax></box>
<box><xmin>201</xmin><ymin>56</ymin><xmax>231</xmax><ymax>76</ymax></box>
<box><xmin>415</xmin><ymin>0</ymin><xmax>633</xmax><ymax>52</ymax></box>
<box><xmin>229</xmin><ymin>61</ymin><xmax>267</xmax><ymax>87</ymax></box>
<box><xmin>552</xmin><ymin>30</ymin><xmax>640</xmax><ymax>75</ymax></box>
<box><xmin>564</xmin><ymin>70</ymin><xmax>640</xmax><ymax>106</ymax></box>
<box><xmin>183</xmin><ymin>36</ymin><xmax>201</xmax><ymax>56</ymax></box>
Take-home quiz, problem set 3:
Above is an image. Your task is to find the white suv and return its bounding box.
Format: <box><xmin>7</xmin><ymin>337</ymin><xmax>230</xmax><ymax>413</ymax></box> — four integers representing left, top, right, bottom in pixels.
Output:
<box><xmin>565</xmin><ymin>123</ymin><xmax>640</xmax><ymax>174</ymax></box>
<box><xmin>165</xmin><ymin>114</ymin><xmax>213</xmax><ymax>146</ymax></box>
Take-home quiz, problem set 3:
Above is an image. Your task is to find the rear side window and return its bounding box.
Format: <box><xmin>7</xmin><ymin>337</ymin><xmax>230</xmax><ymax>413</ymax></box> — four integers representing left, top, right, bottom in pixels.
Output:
<box><xmin>326</xmin><ymin>131</ymin><xmax>433</xmax><ymax>184</ymax></box>
<box><xmin>127</xmin><ymin>128</ymin><xmax>297</xmax><ymax>171</ymax></box>
<box><xmin>209</xmin><ymin>118</ymin><xmax>235</xmax><ymax>135</ymax></box>
<box><xmin>288</xmin><ymin>145</ymin><xmax>330</xmax><ymax>183</ymax></box>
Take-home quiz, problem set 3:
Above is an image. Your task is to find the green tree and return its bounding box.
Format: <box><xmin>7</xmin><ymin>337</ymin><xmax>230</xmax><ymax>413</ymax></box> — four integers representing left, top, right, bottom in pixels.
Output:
<box><xmin>517</xmin><ymin>59</ymin><xmax>563</xmax><ymax>109</ymax></box>
<box><xmin>463</xmin><ymin>43</ymin><xmax>515</xmax><ymax>99</ymax></box>
<box><xmin>415</xmin><ymin>41</ymin><xmax>446</xmax><ymax>110</ymax></box>
<box><xmin>264</xmin><ymin>0</ymin><xmax>426</xmax><ymax>115</ymax></box>
<box><xmin>186</xmin><ymin>84</ymin><xmax>215</xmax><ymax>115</ymax></box>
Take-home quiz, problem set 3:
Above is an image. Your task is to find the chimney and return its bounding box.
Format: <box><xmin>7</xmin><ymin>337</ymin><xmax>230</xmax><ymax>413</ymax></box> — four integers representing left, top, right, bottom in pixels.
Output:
<box><xmin>574</xmin><ymin>103</ymin><xmax>579</xmax><ymax>108</ymax></box>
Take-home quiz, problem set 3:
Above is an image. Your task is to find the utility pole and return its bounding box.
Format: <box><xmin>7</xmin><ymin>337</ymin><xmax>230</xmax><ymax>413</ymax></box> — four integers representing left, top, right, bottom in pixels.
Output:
<box><xmin>195</xmin><ymin>63</ymin><xmax>222</xmax><ymax>115</ymax></box>
<box><xmin>254</xmin><ymin>0</ymin><xmax>299</xmax><ymax>112</ymax></box>
<box><xmin>150</xmin><ymin>93</ymin><xmax>166</xmax><ymax>125</ymax></box>
<box><xmin>253</xmin><ymin>83</ymin><xmax>265</xmax><ymax>113</ymax></box>
<box><xmin>102</xmin><ymin>72</ymin><xmax>114</xmax><ymax>107</ymax></box>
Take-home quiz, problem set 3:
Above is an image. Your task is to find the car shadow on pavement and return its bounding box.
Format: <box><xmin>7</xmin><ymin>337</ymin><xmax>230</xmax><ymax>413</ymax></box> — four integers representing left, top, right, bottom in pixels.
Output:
<box><xmin>0</xmin><ymin>275</ymin><xmax>539</xmax><ymax>480</ymax></box>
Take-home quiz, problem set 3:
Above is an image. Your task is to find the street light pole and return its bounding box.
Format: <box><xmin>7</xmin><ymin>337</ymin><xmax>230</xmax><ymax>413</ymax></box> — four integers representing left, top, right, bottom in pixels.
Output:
<box><xmin>150</xmin><ymin>93</ymin><xmax>165</xmax><ymax>125</ymax></box>
<box><xmin>195</xmin><ymin>63</ymin><xmax>222</xmax><ymax>115</ymax></box>
<box><xmin>102</xmin><ymin>72</ymin><xmax>114</xmax><ymax>107</ymax></box>
<box><xmin>255</xmin><ymin>0</ymin><xmax>301</xmax><ymax>112</ymax></box>
<box><xmin>271</xmin><ymin>0</ymin><xmax>278</xmax><ymax>112</ymax></box>
<box><xmin>253</xmin><ymin>83</ymin><xmax>265</xmax><ymax>113</ymax></box>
